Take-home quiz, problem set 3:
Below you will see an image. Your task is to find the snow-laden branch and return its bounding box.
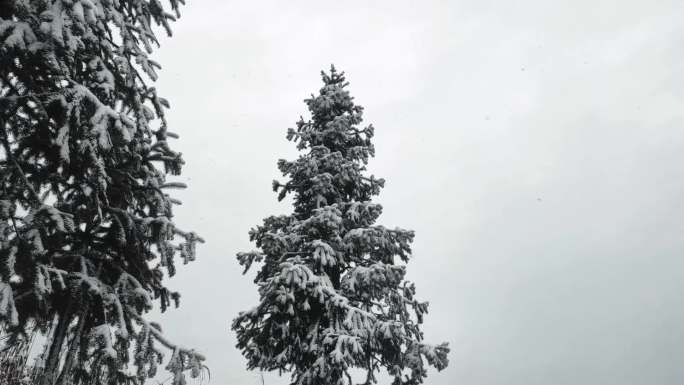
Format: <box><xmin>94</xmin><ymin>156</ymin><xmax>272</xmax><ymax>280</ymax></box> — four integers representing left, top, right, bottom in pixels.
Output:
<box><xmin>126</xmin><ymin>306</ymin><xmax>206</xmax><ymax>362</ymax></box>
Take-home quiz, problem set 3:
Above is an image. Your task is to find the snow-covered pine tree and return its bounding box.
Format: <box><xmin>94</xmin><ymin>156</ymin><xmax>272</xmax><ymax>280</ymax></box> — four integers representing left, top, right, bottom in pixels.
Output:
<box><xmin>233</xmin><ymin>66</ymin><xmax>449</xmax><ymax>385</ymax></box>
<box><xmin>0</xmin><ymin>1</ymin><xmax>205</xmax><ymax>384</ymax></box>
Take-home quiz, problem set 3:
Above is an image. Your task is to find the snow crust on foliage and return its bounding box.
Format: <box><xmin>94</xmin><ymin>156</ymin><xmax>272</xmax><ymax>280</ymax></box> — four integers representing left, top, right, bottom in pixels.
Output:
<box><xmin>92</xmin><ymin>324</ymin><xmax>117</xmax><ymax>360</ymax></box>
<box><xmin>0</xmin><ymin>281</ymin><xmax>18</xmax><ymax>326</ymax></box>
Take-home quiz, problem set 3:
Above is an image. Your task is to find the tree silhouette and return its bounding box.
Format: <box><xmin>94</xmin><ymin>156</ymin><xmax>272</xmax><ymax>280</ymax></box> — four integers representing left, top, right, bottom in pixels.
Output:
<box><xmin>234</xmin><ymin>66</ymin><xmax>449</xmax><ymax>385</ymax></box>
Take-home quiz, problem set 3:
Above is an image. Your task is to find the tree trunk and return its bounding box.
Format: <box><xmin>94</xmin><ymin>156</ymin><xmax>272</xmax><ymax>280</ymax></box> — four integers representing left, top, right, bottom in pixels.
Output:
<box><xmin>41</xmin><ymin>303</ymin><xmax>74</xmax><ymax>385</ymax></box>
<box><xmin>55</xmin><ymin>304</ymin><xmax>88</xmax><ymax>385</ymax></box>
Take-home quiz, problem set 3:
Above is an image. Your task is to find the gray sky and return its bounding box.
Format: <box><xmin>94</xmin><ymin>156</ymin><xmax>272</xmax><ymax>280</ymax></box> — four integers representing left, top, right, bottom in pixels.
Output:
<box><xmin>148</xmin><ymin>1</ymin><xmax>684</xmax><ymax>384</ymax></box>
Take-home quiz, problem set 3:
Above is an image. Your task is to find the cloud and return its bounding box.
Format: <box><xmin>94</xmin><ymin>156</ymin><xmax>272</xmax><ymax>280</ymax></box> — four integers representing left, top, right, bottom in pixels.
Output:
<box><xmin>149</xmin><ymin>1</ymin><xmax>684</xmax><ymax>384</ymax></box>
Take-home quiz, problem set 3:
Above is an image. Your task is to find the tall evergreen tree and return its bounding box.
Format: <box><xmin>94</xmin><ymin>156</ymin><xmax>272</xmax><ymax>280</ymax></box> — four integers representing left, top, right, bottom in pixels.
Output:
<box><xmin>0</xmin><ymin>1</ymin><xmax>205</xmax><ymax>384</ymax></box>
<box><xmin>233</xmin><ymin>67</ymin><xmax>449</xmax><ymax>385</ymax></box>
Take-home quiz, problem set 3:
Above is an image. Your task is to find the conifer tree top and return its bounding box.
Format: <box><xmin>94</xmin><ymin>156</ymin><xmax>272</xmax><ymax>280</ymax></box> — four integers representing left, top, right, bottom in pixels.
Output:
<box><xmin>276</xmin><ymin>66</ymin><xmax>383</xmax><ymax>215</ymax></box>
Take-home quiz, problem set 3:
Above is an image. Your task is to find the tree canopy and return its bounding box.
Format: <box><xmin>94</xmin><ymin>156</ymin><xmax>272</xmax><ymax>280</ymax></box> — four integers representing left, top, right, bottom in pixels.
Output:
<box><xmin>0</xmin><ymin>1</ymin><xmax>204</xmax><ymax>384</ymax></box>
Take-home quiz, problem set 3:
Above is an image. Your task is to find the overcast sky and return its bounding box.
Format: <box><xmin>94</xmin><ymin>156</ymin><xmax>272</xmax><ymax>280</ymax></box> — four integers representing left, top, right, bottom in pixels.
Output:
<box><xmin>146</xmin><ymin>1</ymin><xmax>684</xmax><ymax>384</ymax></box>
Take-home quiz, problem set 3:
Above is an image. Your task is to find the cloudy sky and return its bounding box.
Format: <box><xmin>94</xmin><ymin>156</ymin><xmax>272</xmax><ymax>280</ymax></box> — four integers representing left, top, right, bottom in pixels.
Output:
<box><xmin>147</xmin><ymin>1</ymin><xmax>684</xmax><ymax>384</ymax></box>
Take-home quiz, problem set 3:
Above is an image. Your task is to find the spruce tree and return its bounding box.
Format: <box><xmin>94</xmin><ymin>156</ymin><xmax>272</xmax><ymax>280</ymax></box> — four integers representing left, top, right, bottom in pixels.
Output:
<box><xmin>0</xmin><ymin>1</ymin><xmax>205</xmax><ymax>384</ymax></box>
<box><xmin>233</xmin><ymin>67</ymin><xmax>449</xmax><ymax>385</ymax></box>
